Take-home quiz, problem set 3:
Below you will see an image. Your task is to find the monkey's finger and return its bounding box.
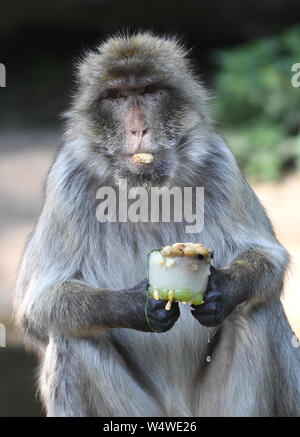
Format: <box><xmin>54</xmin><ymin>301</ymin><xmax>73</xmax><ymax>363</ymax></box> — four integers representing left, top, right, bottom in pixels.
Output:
<box><xmin>163</xmin><ymin>301</ymin><xmax>180</xmax><ymax>319</ymax></box>
<box><xmin>167</xmin><ymin>301</ymin><xmax>179</xmax><ymax>314</ymax></box>
<box><xmin>148</xmin><ymin>297</ymin><xmax>170</xmax><ymax>311</ymax></box>
<box><xmin>149</xmin><ymin>304</ymin><xmax>179</xmax><ymax>323</ymax></box>
<box><xmin>209</xmin><ymin>265</ymin><xmax>218</xmax><ymax>275</ymax></box>
<box><xmin>148</xmin><ymin>311</ymin><xmax>179</xmax><ymax>325</ymax></box>
<box><xmin>203</xmin><ymin>289</ymin><xmax>223</xmax><ymax>303</ymax></box>
<box><xmin>192</xmin><ymin>301</ymin><xmax>222</xmax><ymax>315</ymax></box>
<box><xmin>191</xmin><ymin>310</ymin><xmax>223</xmax><ymax>327</ymax></box>
<box><xmin>148</xmin><ymin>313</ymin><xmax>179</xmax><ymax>332</ymax></box>
<box><xmin>149</xmin><ymin>298</ymin><xmax>180</xmax><ymax>315</ymax></box>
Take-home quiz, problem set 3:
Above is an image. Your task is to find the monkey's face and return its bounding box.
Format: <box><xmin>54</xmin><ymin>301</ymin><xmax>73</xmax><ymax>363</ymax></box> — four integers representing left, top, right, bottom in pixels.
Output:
<box><xmin>94</xmin><ymin>81</ymin><xmax>187</xmax><ymax>186</ymax></box>
<box><xmin>72</xmin><ymin>34</ymin><xmax>210</xmax><ymax>187</ymax></box>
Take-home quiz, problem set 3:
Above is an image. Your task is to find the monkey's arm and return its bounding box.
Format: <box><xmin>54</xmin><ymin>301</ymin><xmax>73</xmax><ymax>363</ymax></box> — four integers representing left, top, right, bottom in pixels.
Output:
<box><xmin>16</xmin><ymin>277</ymin><xmax>180</xmax><ymax>341</ymax></box>
<box><xmin>14</xmin><ymin>155</ymin><xmax>180</xmax><ymax>343</ymax></box>
<box><xmin>192</xmin><ymin>244</ymin><xmax>289</xmax><ymax>327</ymax></box>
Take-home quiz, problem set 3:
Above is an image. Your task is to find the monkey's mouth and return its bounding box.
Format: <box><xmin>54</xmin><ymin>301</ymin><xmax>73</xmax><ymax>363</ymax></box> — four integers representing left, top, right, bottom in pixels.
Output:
<box><xmin>116</xmin><ymin>153</ymin><xmax>171</xmax><ymax>186</ymax></box>
<box><xmin>132</xmin><ymin>153</ymin><xmax>154</xmax><ymax>165</ymax></box>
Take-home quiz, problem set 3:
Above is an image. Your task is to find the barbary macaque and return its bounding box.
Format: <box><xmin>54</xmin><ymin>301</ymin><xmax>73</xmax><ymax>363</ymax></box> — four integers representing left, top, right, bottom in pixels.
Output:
<box><xmin>14</xmin><ymin>32</ymin><xmax>300</xmax><ymax>416</ymax></box>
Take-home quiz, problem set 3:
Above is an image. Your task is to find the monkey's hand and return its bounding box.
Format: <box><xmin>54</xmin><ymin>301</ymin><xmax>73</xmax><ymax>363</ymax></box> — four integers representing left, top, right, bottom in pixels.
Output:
<box><xmin>122</xmin><ymin>279</ymin><xmax>180</xmax><ymax>333</ymax></box>
<box><xmin>191</xmin><ymin>266</ymin><xmax>243</xmax><ymax>327</ymax></box>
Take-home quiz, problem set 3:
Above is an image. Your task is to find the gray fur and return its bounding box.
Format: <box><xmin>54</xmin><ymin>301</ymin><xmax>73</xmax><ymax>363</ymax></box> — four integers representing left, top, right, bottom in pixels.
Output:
<box><xmin>14</xmin><ymin>32</ymin><xmax>300</xmax><ymax>416</ymax></box>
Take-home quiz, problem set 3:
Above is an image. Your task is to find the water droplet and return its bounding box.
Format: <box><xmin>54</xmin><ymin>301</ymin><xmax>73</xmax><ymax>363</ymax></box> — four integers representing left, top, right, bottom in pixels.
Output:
<box><xmin>207</xmin><ymin>327</ymin><xmax>212</xmax><ymax>343</ymax></box>
<box><xmin>207</xmin><ymin>327</ymin><xmax>218</xmax><ymax>344</ymax></box>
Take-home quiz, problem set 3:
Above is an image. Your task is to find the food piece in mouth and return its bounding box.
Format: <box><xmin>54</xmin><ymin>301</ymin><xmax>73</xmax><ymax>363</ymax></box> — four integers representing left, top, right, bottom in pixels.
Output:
<box><xmin>148</xmin><ymin>242</ymin><xmax>212</xmax><ymax>310</ymax></box>
<box><xmin>133</xmin><ymin>153</ymin><xmax>154</xmax><ymax>164</ymax></box>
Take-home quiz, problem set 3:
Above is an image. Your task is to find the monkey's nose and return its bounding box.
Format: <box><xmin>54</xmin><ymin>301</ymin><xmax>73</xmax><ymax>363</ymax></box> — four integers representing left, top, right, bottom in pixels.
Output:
<box><xmin>130</xmin><ymin>127</ymin><xmax>149</xmax><ymax>138</ymax></box>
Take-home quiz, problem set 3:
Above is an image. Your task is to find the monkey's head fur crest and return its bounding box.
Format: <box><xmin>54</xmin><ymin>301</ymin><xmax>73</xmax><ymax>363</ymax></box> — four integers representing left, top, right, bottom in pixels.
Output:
<box><xmin>65</xmin><ymin>32</ymin><xmax>213</xmax><ymax>187</ymax></box>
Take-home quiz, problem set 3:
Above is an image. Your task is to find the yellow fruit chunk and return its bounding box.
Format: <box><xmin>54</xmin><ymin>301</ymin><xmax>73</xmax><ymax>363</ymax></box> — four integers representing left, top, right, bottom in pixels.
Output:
<box><xmin>133</xmin><ymin>153</ymin><xmax>154</xmax><ymax>164</ymax></box>
<box><xmin>153</xmin><ymin>289</ymin><xmax>159</xmax><ymax>300</ymax></box>
<box><xmin>165</xmin><ymin>300</ymin><xmax>172</xmax><ymax>311</ymax></box>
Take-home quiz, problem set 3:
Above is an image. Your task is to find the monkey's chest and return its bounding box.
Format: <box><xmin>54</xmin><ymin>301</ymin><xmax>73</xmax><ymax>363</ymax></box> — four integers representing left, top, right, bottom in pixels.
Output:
<box><xmin>111</xmin><ymin>305</ymin><xmax>209</xmax><ymax>409</ymax></box>
<box><xmin>88</xmin><ymin>222</ymin><xmax>210</xmax><ymax>290</ymax></box>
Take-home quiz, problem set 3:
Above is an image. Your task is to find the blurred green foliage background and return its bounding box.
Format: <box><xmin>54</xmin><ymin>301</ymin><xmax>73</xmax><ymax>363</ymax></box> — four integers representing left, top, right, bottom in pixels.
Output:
<box><xmin>214</xmin><ymin>25</ymin><xmax>300</xmax><ymax>181</ymax></box>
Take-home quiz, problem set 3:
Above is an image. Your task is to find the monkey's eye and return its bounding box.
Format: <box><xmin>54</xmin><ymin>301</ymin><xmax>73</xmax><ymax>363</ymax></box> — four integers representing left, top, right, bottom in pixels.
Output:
<box><xmin>106</xmin><ymin>89</ymin><xmax>124</xmax><ymax>100</ymax></box>
<box><xmin>143</xmin><ymin>84</ymin><xmax>159</xmax><ymax>95</ymax></box>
